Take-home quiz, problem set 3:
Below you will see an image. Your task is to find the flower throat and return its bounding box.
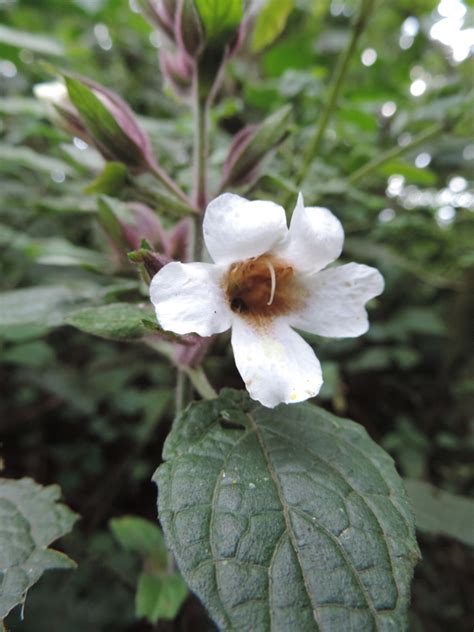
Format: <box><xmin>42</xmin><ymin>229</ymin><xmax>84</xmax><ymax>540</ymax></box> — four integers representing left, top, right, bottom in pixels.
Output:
<box><xmin>224</xmin><ymin>253</ymin><xmax>297</xmax><ymax>319</ymax></box>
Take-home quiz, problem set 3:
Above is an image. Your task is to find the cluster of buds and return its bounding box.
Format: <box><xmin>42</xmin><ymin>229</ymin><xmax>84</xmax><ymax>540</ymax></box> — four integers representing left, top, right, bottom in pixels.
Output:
<box><xmin>140</xmin><ymin>0</ymin><xmax>247</xmax><ymax>100</ymax></box>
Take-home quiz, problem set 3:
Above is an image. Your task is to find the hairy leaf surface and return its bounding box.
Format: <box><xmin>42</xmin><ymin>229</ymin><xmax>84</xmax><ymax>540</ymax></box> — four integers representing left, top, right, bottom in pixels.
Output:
<box><xmin>155</xmin><ymin>389</ymin><xmax>419</xmax><ymax>631</ymax></box>
<box><xmin>0</xmin><ymin>478</ymin><xmax>78</xmax><ymax>620</ymax></box>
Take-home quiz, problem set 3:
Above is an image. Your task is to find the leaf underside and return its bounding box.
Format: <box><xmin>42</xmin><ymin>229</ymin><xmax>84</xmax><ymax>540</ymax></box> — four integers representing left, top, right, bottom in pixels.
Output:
<box><xmin>154</xmin><ymin>389</ymin><xmax>419</xmax><ymax>632</ymax></box>
<box><xmin>0</xmin><ymin>478</ymin><xmax>78</xmax><ymax>620</ymax></box>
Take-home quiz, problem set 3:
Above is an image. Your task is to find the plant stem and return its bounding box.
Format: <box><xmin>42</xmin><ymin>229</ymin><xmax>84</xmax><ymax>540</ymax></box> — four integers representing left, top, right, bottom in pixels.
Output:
<box><xmin>192</xmin><ymin>71</ymin><xmax>209</xmax><ymax>213</ymax></box>
<box><xmin>175</xmin><ymin>367</ymin><xmax>187</xmax><ymax>414</ymax></box>
<box><xmin>347</xmin><ymin>122</ymin><xmax>444</xmax><ymax>185</ymax></box>
<box><xmin>183</xmin><ymin>366</ymin><xmax>217</xmax><ymax>399</ymax></box>
<box><xmin>293</xmin><ymin>0</ymin><xmax>376</xmax><ymax>194</ymax></box>
<box><xmin>149</xmin><ymin>162</ymin><xmax>194</xmax><ymax>208</ymax></box>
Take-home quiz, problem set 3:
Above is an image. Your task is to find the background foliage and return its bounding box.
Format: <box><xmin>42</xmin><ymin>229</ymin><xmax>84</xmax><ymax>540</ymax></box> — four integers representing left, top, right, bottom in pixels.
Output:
<box><xmin>0</xmin><ymin>0</ymin><xmax>473</xmax><ymax>630</ymax></box>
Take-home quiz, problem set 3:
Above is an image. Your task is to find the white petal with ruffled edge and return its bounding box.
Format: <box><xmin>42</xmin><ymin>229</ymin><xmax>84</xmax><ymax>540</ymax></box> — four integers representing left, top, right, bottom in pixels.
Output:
<box><xmin>231</xmin><ymin>317</ymin><xmax>323</xmax><ymax>408</ymax></box>
<box><xmin>290</xmin><ymin>263</ymin><xmax>384</xmax><ymax>338</ymax></box>
<box><xmin>150</xmin><ymin>261</ymin><xmax>231</xmax><ymax>336</ymax></box>
<box><xmin>275</xmin><ymin>192</ymin><xmax>344</xmax><ymax>274</ymax></box>
<box><xmin>203</xmin><ymin>193</ymin><xmax>288</xmax><ymax>265</ymax></box>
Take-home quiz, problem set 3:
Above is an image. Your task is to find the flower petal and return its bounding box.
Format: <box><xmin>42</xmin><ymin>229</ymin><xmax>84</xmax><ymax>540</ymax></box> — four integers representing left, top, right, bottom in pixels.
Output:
<box><xmin>150</xmin><ymin>262</ymin><xmax>231</xmax><ymax>336</ymax></box>
<box><xmin>290</xmin><ymin>263</ymin><xmax>384</xmax><ymax>338</ymax></box>
<box><xmin>203</xmin><ymin>193</ymin><xmax>288</xmax><ymax>264</ymax></box>
<box><xmin>275</xmin><ymin>192</ymin><xmax>344</xmax><ymax>273</ymax></box>
<box><xmin>231</xmin><ymin>317</ymin><xmax>323</xmax><ymax>408</ymax></box>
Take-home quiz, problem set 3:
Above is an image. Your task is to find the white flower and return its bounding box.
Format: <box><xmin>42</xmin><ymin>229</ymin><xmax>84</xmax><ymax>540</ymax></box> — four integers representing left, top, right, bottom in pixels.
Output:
<box><xmin>150</xmin><ymin>193</ymin><xmax>384</xmax><ymax>408</ymax></box>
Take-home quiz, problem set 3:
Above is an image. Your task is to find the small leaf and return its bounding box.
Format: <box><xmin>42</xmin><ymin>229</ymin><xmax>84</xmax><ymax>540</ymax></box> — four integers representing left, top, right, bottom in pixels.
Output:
<box><xmin>109</xmin><ymin>516</ymin><xmax>168</xmax><ymax>569</ymax></box>
<box><xmin>85</xmin><ymin>162</ymin><xmax>128</xmax><ymax>194</ymax></box>
<box><xmin>251</xmin><ymin>0</ymin><xmax>294</xmax><ymax>52</ymax></box>
<box><xmin>0</xmin><ymin>477</ymin><xmax>78</xmax><ymax>620</ymax></box>
<box><xmin>135</xmin><ymin>573</ymin><xmax>188</xmax><ymax>623</ymax></box>
<box><xmin>194</xmin><ymin>0</ymin><xmax>243</xmax><ymax>41</ymax></box>
<box><xmin>155</xmin><ymin>389</ymin><xmax>419</xmax><ymax>631</ymax></box>
<box><xmin>0</xmin><ymin>282</ymin><xmax>137</xmax><ymax>334</ymax></box>
<box><xmin>404</xmin><ymin>479</ymin><xmax>474</xmax><ymax>546</ymax></box>
<box><xmin>65</xmin><ymin>302</ymin><xmax>155</xmax><ymax>341</ymax></box>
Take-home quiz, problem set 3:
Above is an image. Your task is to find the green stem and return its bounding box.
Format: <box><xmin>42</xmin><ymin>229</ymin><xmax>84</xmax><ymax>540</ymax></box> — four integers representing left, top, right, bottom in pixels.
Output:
<box><xmin>293</xmin><ymin>0</ymin><xmax>376</xmax><ymax>193</ymax></box>
<box><xmin>149</xmin><ymin>162</ymin><xmax>194</xmax><ymax>208</ymax></box>
<box><xmin>347</xmin><ymin>122</ymin><xmax>444</xmax><ymax>185</ymax></box>
<box><xmin>175</xmin><ymin>367</ymin><xmax>187</xmax><ymax>415</ymax></box>
<box><xmin>192</xmin><ymin>72</ymin><xmax>209</xmax><ymax>213</ymax></box>
<box><xmin>183</xmin><ymin>366</ymin><xmax>217</xmax><ymax>399</ymax></box>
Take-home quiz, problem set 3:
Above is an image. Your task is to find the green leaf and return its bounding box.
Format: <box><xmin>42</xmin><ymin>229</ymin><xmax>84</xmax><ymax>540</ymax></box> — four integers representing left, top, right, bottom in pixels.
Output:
<box><xmin>0</xmin><ymin>282</ymin><xmax>137</xmax><ymax>334</ymax></box>
<box><xmin>0</xmin><ymin>25</ymin><xmax>64</xmax><ymax>56</ymax></box>
<box><xmin>251</xmin><ymin>0</ymin><xmax>294</xmax><ymax>52</ymax></box>
<box><xmin>65</xmin><ymin>302</ymin><xmax>155</xmax><ymax>341</ymax></box>
<box><xmin>135</xmin><ymin>573</ymin><xmax>188</xmax><ymax>623</ymax></box>
<box><xmin>154</xmin><ymin>389</ymin><xmax>420</xmax><ymax>631</ymax></box>
<box><xmin>194</xmin><ymin>0</ymin><xmax>243</xmax><ymax>41</ymax></box>
<box><xmin>109</xmin><ymin>516</ymin><xmax>168</xmax><ymax>569</ymax></box>
<box><xmin>0</xmin><ymin>478</ymin><xmax>78</xmax><ymax>620</ymax></box>
<box><xmin>404</xmin><ymin>480</ymin><xmax>474</xmax><ymax>547</ymax></box>
<box><xmin>85</xmin><ymin>162</ymin><xmax>128</xmax><ymax>194</ymax></box>
<box><xmin>0</xmin><ymin>144</ymin><xmax>74</xmax><ymax>176</ymax></box>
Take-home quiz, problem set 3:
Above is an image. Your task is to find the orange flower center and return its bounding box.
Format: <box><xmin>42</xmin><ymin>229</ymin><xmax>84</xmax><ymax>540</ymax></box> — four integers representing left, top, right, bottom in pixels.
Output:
<box><xmin>224</xmin><ymin>253</ymin><xmax>300</xmax><ymax>320</ymax></box>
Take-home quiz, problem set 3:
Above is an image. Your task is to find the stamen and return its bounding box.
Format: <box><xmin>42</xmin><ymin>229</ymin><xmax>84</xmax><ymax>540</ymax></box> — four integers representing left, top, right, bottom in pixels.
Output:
<box><xmin>266</xmin><ymin>259</ymin><xmax>277</xmax><ymax>305</ymax></box>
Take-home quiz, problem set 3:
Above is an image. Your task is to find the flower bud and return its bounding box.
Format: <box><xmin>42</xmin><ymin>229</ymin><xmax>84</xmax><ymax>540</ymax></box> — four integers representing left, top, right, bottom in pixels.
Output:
<box><xmin>33</xmin><ymin>81</ymin><xmax>91</xmax><ymax>141</ymax></box>
<box><xmin>68</xmin><ymin>75</ymin><xmax>159</xmax><ymax>172</ymax></box>
<box><xmin>139</xmin><ymin>0</ymin><xmax>177</xmax><ymax>41</ymax></box>
<box><xmin>174</xmin><ymin>0</ymin><xmax>204</xmax><ymax>58</ymax></box>
<box><xmin>159</xmin><ymin>48</ymin><xmax>194</xmax><ymax>98</ymax></box>
<box><xmin>35</xmin><ymin>76</ymin><xmax>159</xmax><ymax>173</ymax></box>
<box><xmin>220</xmin><ymin>105</ymin><xmax>292</xmax><ymax>188</ymax></box>
<box><xmin>128</xmin><ymin>248</ymin><xmax>172</xmax><ymax>280</ymax></box>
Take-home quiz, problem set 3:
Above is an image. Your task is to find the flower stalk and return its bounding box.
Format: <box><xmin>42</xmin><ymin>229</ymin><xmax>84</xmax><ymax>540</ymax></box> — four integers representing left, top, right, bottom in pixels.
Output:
<box><xmin>293</xmin><ymin>0</ymin><xmax>376</xmax><ymax>195</ymax></box>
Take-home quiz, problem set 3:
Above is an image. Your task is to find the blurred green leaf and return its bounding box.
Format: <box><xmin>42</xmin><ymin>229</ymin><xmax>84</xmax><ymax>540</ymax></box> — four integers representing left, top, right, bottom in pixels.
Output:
<box><xmin>135</xmin><ymin>573</ymin><xmax>188</xmax><ymax>623</ymax></box>
<box><xmin>0</xmin><ymin>478</ymin><xmax>77</xmax><ymax>620</ymax></box>
<box><xmin>0</xmin><ymin>283</ymin><xmax>136</xmax><ymax>332</ymax></box>
<box><xmin>405</xmin><ymin>480</ymin><xmax>474</xmax><ymax>546</ymax></box>
<box><xmin>251</xmin><ymin>0</ymin><xmax>294</xmax><ymax>52</ymax></box>
<box><xmin>155</xmin><ymin>389</ymin><xmax>420</xmax><ymax>631</ymax></box>
<box><xmin>0</xmin><ymin>25</ymin><xmax>64</xmax><ymax>55</ymax></box>
<box><xmin>109</xmin><ymin>516</ymin><xmax>168</xmax><ymax>569</ymax></box>
<box><xmin>85</xmin><ymin>162</ymin><xmax>128</xmax><ymax>194</ymax></box>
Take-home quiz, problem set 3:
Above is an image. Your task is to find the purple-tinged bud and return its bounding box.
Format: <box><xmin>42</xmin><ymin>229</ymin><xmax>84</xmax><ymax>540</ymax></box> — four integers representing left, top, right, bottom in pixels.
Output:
<box><xmin>159</xmin><ymin>48</ymin><xmax>194</xmax><ymax>98</ymax></box>
<box><xmin>33</xmin><ymin>81</ymin><xmax>92</xmax><ymax>142</ymax></box>
<box><xmin>128</xmin><ymin>248</ymin><xmax>172</xmax><ymax>280</ymax></box>
<box><xmin>220</xmin><ymin>104</ymin><xmax>292</xmax><ymax>189</ymax></box>
<box><xmin>174</xmin><ymin>0</ymin><xmax>204</xmax><ymax>59</ymax></box>
<box><xmin>65</xmin><ymin>75</ymin><xmax>159</xmax><ymax>173</ymax></box>
<box><xmin>122</xmin><ymin>203</ymin><xmax>167</xmax><ymax>250</ymax></box>
<box><xmin>166</xmin><ymin>217</ymin><xmax>189</xmax><ymax>260</ymax></box>
<box><xmin>139</xmin><ymin>0</ymin><xmax>177</xmax><ymax>41</ymax></box>
<box><xmin>174</xmin><ymin>333</ymin><xmax>211</xmax><ymax>368</ymax></box>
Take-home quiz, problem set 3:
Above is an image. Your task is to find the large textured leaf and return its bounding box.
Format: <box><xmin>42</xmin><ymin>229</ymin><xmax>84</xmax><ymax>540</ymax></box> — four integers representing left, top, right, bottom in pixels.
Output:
<box><xmin>0</xmin><ymin>478</ymin><xmax>78</xmax><ymax>620</ymax></box>
<box><xmin>155</xmin><ymin>389</ymin><xmax>419</xmax><ymax>631</ymax></box>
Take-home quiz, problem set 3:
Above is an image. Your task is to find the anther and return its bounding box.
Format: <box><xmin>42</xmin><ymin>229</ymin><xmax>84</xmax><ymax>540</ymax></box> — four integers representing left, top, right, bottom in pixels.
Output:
<box><xmin>266</xmin><ymin>260</ymin><xmax>277</xmax><ymax>306</ymax></box>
